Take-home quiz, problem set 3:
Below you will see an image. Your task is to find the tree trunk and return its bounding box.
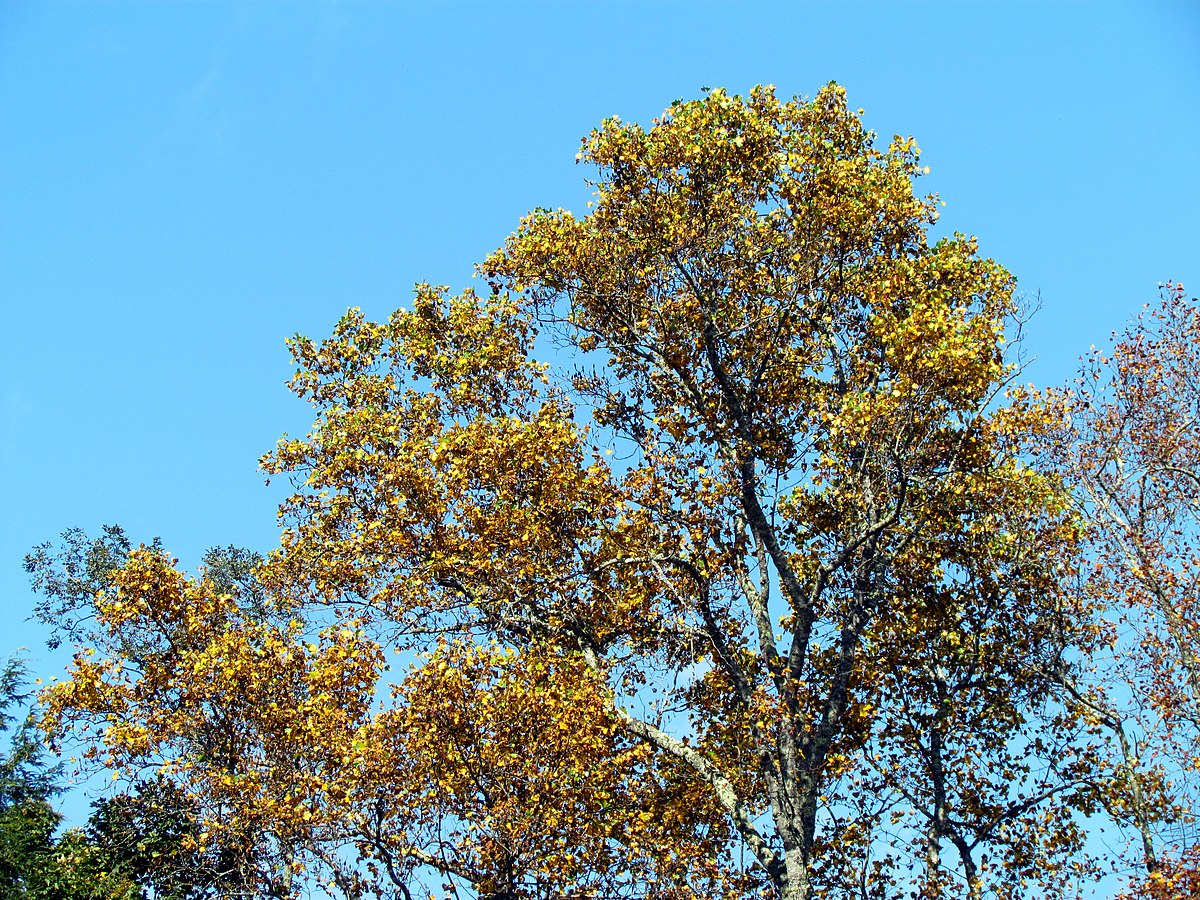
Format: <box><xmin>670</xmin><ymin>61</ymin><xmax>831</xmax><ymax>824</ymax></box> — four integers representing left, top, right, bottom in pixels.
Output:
<box><xmin>780</xmin><ymin>847</ymin><xmax>812</xmax><ymax>900</ymax></box>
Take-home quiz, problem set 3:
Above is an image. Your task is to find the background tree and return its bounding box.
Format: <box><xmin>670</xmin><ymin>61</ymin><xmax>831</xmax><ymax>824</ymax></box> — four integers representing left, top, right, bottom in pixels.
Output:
<box><xmin>37</xmin><ymin>545</ymin><xmax>378</xmax><ymax>898</ymax></box>
<box><xmin>1118</xmin><ymin>846</ymin><xmax>1200</xmax><ymax>900</ymax></box>
<box><xmin>86</xmin><ymin>776</ymin><xmax>225</xmax><ymax>900</ymax></box>
<box><xmin>1</xmin><ymin>655</ymin><xmax>144</xmax><ymax>899</ymax></box>
<box><xmin>37</xmin><ymin>85</ymin><xmax>1097</xmax><ymax>900</ymax></box>
<box><xmin>1</xmin><ymin>655</ymin><xmax>62</xmax><ymax>894</ymax></box>
<box><xmin>1047</xmin><ymin>282</ymin><xmax>1200</xmax><ymax>887</ymax></box>
<box><xmin>26</xmin><ymin>529</ymin><xmax>286</xmax><ymax>898</ymax></box>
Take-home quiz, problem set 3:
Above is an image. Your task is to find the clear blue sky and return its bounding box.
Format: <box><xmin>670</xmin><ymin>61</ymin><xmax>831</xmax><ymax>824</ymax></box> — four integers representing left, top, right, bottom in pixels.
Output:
<box><xmin>2</xmin><ymin>0</ymin><xmax>1198</xmax><ymax>836</ymax></box>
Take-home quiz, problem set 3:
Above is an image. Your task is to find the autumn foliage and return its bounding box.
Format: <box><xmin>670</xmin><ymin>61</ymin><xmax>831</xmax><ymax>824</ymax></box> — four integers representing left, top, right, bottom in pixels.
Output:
<box><xmin>29</xmin><ymin>85</ymin><xmax>1199</xmax><ymax>899</ymax></box>
<box><xmin>1046</xmin><ymin>282</ymin><xmax>1200</xmax><ymax>887</ymax></box>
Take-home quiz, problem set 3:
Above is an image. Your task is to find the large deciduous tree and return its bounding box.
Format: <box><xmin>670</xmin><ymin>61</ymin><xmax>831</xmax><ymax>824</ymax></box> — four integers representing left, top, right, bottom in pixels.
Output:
<box><xmin>37</xmin><ymin>85</ymin><xmax>1092</xmax><ymax>899</ymax></box>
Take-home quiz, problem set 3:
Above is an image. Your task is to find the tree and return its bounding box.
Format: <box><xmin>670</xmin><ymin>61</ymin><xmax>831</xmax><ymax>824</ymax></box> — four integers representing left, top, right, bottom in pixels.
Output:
<box><xmin>1119</xmin><ymin>846</ymin><xmax>1200</xmax><ymax>900</ymax></box>
<box><xmin>86</xmin><ymin>775</ymin><xmax>226</xmax><ymax>900</ymax></box>
<box><xmin>25</xmin><ymin>529</ymin><xmax>283</xmax><ymax>898</ymax></box>
<box><xmin>0</xmin><ymin>655</ymin><xmax>143</xmax><ymax>900</ymax></box>
<box><xmin>1</xmin><ymin>655</ymin><xmax>61</xmax><ymax>894</ymax></box>
<box><xmin>1047</xmin><ymin>282</ymin><xmax>1200</xmax><ymax>886</ymax></box>
<box><xmin>28</xmin><ymin>530</ymin><xmax>309</xmax><ymax>897</ymax></box>
<box><xmin>37</xmin><ymin>84</ymin><xmax>1095</xmax><ymax>899</ymax></box>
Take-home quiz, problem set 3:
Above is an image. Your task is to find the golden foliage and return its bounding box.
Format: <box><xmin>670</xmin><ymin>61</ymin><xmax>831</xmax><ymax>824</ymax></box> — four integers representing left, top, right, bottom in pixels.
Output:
<box><xmin>41</xmin><ymin>85</ymin><xmax>1098</xmax><ymax>900</ymax></box>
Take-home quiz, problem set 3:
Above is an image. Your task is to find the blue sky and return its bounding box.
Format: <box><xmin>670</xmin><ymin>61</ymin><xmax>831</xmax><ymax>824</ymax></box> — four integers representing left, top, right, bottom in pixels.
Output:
<box><xmin>2</xmin><ymin>0</ymin><xmax>1198</xmax><ymax>836</ymax></box>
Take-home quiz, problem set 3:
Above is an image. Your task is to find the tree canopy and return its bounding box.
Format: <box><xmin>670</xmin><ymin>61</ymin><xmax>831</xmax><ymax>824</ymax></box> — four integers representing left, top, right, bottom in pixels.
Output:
<box><xmin>27</xmin><ymin>84</ymin><xmax>1199</xmax><ymax>899</ymax></box>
